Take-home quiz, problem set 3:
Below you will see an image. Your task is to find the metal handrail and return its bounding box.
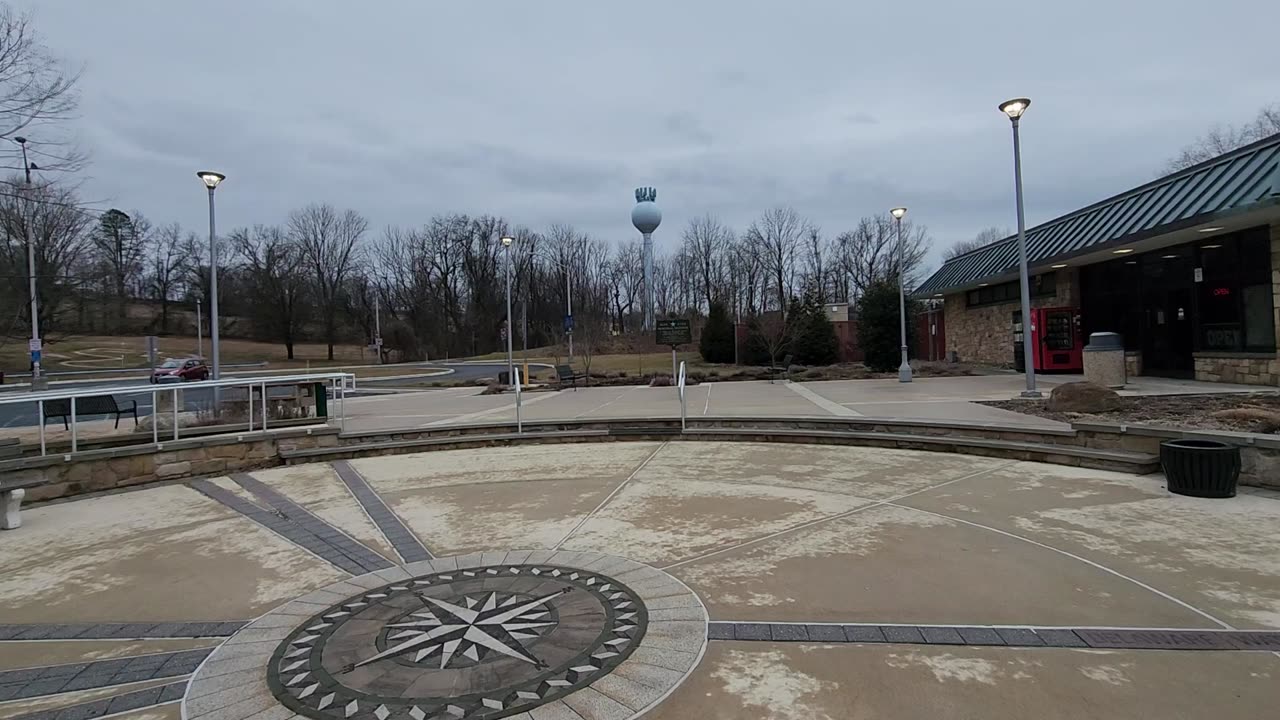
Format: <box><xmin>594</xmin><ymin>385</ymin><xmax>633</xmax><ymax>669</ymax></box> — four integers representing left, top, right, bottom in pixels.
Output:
<box><xmin>677</xmin><ymin>360</ymin><xmax>687</xmax><ymax>431</ymax></box>
<box><xmin>0</xmin><ymin>372</ymin><xmax>355</xmax><ymax>456</ymax></box>
<box><xmin>514</xmin><ymin>366</ymin><xmax>523</xmax><ymax>433</ymax></box>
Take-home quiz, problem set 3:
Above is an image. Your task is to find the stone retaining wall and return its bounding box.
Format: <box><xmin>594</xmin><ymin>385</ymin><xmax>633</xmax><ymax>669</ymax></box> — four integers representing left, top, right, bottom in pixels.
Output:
<box><xmin>1074</xmin><ymin>422</ymin><xmax>1280</xmax><ymax>490</ymax></box>
<box><xmin>1</xmin><ymin>427</ymin><xmax>340</xmax><ymax>503</ymax></box>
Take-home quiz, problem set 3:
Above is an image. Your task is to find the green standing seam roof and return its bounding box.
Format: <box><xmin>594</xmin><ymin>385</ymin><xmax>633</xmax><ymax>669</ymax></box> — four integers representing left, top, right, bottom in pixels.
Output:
<box><xmin>916</xmin><ymin>132</ymin><xmax>1280</xmax><ymax>296</ymax></box>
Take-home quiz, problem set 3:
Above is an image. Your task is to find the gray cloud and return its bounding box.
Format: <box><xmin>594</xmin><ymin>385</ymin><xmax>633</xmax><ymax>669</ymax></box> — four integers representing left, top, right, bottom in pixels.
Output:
<box><xmin>18</xmin><ymin>0</ymin><xmax>1280</xmax><ymax>273</ymax></box>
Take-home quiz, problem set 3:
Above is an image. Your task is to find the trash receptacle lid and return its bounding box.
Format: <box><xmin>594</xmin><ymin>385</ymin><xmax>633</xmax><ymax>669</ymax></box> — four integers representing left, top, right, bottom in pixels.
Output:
<box><xmin>1084</xmin><ymin>332</ymin><xmax>1124</xmax><ymax>351</ymax></box>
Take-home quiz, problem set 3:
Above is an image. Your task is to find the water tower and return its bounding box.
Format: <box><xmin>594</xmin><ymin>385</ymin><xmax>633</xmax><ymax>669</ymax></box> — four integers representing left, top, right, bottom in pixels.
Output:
<box><xmin>631</xmin><ymin>187</ymin><xmax>661</xmax><ymax>330</ymax></box>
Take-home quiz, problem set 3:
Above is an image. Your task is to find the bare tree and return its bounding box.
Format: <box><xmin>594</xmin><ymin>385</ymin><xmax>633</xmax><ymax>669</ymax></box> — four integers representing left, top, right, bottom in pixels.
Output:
<box><xmin>1165</xmin><ymin>103</ymin><xmax>1280</xmax><ymax>172</ymax></box>
<box><xmin>800</xmin><ymin>225</ymin><xmax>831</xmax><ymax>303</ymax></box>
<box><xmin>945</xmin><ymin>226</ymin><xmax>1010</xmax><ymax>259</ymax></box>
<box><xmin>745</xmin><ymin>206</ymin><xmax>807</xmax><ymax>315</ymax></box>
<box><xmin>146</xmin><ymin>223</ymin><xmax>187</xmax><ymax>332</ymax></box>
<box><xmin>289</xmin><ymin>203</ymin><xmax>367</xmax><ymax>360</ymax></box>
<box><xmin>834</xmin><ymin>215</ymin><xmax>931</xmax><ymax>301</ymax></box>
<box><xmin>680</xmin><ymin>214</ymin><xmax>733</xmax><ymax>311</ymax></box>
<box><xmin>0</xmin><ymin>5</ymin><xmax>84</xmax><ymax>175</ymax></box>
<box><xmin>232</xmin><ymin>225</ymin><xmax>308</xmax><ymax>359</ymax></box>
<box><xmin>0</xmin><ymin>176</ymin><xmax>91</xmax><ymax>339</ymax></box>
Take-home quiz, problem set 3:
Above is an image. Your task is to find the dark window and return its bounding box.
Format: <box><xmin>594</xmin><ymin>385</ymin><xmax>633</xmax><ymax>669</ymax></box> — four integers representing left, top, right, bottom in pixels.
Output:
<box><xmin>966</xmin><ymin>272</ymin><xmax>1056</xmax><ymax>308</ymax></box>
<box><xmin>1195</xmin><ymin>226</ymin><xmax>1274</xmax><ymax>352</ymax></box>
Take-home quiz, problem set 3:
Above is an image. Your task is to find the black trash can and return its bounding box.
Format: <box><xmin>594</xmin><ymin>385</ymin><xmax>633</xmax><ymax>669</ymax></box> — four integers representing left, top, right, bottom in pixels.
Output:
<box><xmin>1159</xmin><ymin>439</ymin><xmax>1240</xmax><ymax>498</ymax></box>
<box><xmin>497</xmin><ymin>371</ymin><xmax>511</xmax><ymax>385</ymax></box>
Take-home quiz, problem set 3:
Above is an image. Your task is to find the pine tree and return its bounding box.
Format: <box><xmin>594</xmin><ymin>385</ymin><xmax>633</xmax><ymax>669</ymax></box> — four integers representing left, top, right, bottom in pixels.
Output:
<box><xmin>699</xmin><ymin>301</ymin><xmax>736</xmax><ymax>363</ymax></box>
<box><xmin>793</xmin><ymin>291</ymin><xmax>838</xmax><ymax>365</ymax></box>
<box><xmin>857</xmin><ymin>279</ymin><xmax>915</xmax><ymax>372</ymax></box>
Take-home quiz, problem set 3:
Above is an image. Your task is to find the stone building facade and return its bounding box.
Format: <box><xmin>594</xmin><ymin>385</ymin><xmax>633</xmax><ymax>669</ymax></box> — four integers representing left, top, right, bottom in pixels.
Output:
<box><xmin>942</xmin><ymin>270</ymin><xmax>1078</xmax><ymax>367</ymax></box>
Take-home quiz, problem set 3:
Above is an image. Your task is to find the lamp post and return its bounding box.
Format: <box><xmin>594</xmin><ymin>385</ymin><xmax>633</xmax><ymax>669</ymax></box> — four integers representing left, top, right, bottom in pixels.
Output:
<box><xmin>197</xmin><ymin>172</ymin><xmax>225</xmax><ymax>388</ymax></box>
<box><xmin>13</xmin><ymin>137</ymin><xmax>42</xmax><ymax>388</ymax></box>
<box><xmin>501</xmin><ymin>235</ymin><xmax>515</xmax><ymax>385</ymax></box>
<box><xmin>890</xmin><ymin>207</ymin><xmax>911</xmax><ymax>383</ymax></box>
<box><xmin>999</xmin><ymin>97</ymin><xmax>1040</xmax><ymax>398</ymax></box>
<box><xmin>539</xmin><ymin>253</ymin><xmax>576</xmax><ymax>363</ymax></box>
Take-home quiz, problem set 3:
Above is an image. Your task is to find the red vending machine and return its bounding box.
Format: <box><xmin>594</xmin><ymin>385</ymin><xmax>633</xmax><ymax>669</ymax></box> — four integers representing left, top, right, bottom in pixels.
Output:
<box><xmin>1013</xmin><ymin>307</ymin><xmax>1083</xmax><ymax>372</ymax></box>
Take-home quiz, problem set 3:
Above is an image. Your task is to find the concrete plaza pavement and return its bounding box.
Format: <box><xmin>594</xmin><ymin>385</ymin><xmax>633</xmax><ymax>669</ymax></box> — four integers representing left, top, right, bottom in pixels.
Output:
<box><xmin>2</xmin><ymin>440</ymin><xmax>1279</xmax><ymax>719</ymax></box>
<box><xmin>336</xmin><ymin>373</ymin><xmax>1272</xmax><ymax>434</ymax></box>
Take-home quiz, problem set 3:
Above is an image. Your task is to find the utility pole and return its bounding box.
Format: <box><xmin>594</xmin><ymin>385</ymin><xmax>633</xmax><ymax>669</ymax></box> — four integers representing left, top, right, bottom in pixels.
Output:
<box><xmin>374</xmin><ymin>293</ymin><xmax>382</xmax><ymax>364</ymax></box>
<box><xmin>196</xmin><ymin>298</ymin><xmax>203</xmax><ymax>358</ymax></box>
<box><xmin>15</xmin><ymin>137</ymin><xmax>42</xmax><ymax>389</ymax></box>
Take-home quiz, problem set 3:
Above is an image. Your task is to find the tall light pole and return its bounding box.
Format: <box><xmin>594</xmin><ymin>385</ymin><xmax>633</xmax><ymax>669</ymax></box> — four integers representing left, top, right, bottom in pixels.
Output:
<box><xmin>197</xmin><ymin>172</ymin><xmax>225</xmax><ymax>385</ymax></box>
<box><xmin>501</xmin><ymin>235</ymin><xmax>515</xmax><ymax>385</ymax></box>
<box><xmin>13</xmin><ymin>137</ymin><xmax>42</xmax><ymax>388</ymax></box>
<box><xmin>999</xmin><ymin>97</ymin><xmax>1040</xmax><ymax>398</ymax></box>
<box><xmin>890</xmin><ymin>207</ymin><xmax>911</xmax><ymax>383</ymax></box>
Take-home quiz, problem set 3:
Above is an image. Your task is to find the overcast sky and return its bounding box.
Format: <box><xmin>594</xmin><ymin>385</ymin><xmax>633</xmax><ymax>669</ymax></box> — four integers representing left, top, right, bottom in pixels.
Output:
<box><xmin>19</xmin><ymin>0</ymin><xmax>1280</xmax><ymax>272</ymax></box>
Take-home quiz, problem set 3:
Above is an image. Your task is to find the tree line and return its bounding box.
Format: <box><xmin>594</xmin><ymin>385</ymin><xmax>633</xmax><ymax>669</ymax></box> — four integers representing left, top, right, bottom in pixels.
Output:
<box><xmin>1</xmin><ymin>186</ymin><xmax>935</xmax><ymax>364</ymax></box>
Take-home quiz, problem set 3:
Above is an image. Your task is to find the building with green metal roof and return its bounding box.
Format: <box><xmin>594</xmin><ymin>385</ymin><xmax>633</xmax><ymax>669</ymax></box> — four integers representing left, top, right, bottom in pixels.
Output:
<box><xmin>915</xmin><ymin>132</ymin><xmax>1280</xmax><ymax>384</ymax></box>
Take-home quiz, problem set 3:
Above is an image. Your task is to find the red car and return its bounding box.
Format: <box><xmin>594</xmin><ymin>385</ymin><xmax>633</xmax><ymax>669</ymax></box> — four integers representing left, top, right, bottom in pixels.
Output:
<box><xmin>151</xmin><ymin>357</ymin><xmax>209</xmax><ymax>384</ymax></box>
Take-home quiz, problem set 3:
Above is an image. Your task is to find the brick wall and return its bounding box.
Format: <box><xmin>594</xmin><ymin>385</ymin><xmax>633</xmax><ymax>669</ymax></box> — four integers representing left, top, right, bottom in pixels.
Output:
<box><xmin>942</xmin><ymin>270</ymin><xmax>1078</xmax><ymax>366</ymax></box>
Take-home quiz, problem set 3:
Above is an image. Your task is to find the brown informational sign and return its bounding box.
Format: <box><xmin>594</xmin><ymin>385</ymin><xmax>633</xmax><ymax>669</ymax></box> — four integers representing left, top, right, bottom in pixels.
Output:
<box><xmin>655</xmin><ymin>318</ymin><xmax>692</xmax><ymax>346</ymax></box>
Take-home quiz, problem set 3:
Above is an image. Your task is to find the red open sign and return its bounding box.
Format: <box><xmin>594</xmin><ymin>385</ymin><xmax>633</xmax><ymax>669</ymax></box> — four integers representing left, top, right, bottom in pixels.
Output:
<box><xmin>1212</xmin><ymin>287</ymin><xmax>1231</xmax><ymax>297</ymax></box>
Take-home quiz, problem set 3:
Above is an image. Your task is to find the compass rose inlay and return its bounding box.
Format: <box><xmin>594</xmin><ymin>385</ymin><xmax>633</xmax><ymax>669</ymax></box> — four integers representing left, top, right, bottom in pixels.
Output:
<box><xmin>267</xmin><ymin>563</ymin><xmax>649</xmax><ymax>720</ymax></box>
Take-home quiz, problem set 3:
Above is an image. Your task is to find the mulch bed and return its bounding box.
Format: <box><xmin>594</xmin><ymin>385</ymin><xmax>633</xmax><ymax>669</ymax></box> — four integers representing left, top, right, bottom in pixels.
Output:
<box><xmin>983</xmin><ymin>393</ymin><xmax>1280</xmax><ymax>435</ymax></box>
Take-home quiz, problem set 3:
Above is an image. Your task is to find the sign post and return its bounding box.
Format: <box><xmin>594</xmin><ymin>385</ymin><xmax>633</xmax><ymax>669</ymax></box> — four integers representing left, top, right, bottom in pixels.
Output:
<box><xmin>655</xmin><ymin>318</ymin><xmax>693</xmax><ymax>380</ymax></box>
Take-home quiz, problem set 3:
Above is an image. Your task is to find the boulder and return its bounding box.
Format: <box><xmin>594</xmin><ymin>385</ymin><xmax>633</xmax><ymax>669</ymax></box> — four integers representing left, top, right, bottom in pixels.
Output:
<box><xmin>1046</xmin><ymin>382</ymin><xmax>1123</xmax><ymax>413</ymax></box>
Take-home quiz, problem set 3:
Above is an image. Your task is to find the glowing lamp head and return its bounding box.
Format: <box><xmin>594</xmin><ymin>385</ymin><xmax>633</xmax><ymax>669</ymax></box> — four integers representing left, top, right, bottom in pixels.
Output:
<box><xmin>500</xmin><ymin>235</ymin><xmax>514</xmax><ymax>247</ymax></box>
<box><xmin>197</xmin><ymin>171</ymin><xmax>226</xmax><ymax>189</ymax></box>
<box><xmin>999</xmin><ymin>98</ymin><xmax>1031</xmax><ymax>120</ymax></box>
<box><xmin>890</xmin><ymin>207</ymin><xmax>907</xmax><ymax>220</ymax></box>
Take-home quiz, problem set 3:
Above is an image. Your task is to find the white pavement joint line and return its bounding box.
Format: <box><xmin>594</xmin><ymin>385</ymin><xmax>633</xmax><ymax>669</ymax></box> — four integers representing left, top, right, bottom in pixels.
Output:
<box><xmin>421</xmin><ymin>390</ymin><xmax>560</xmax><ymax>427</ymax></box>
<box><xmin>884</xmin><ymin>502</ymin><xmax>1236</xmax><ymax>631</ymax></box>
<box><xmin>661</xmin><ymin>460</ymin><xmax>1019</xmax><ymax>570</ymax></box>
<box><xmin>702</xmin><ymin>384</ymin><xmax>712</xmax><ymax>415</ymax></box>
<box><xmin>552</xmin><ymin>441</ymin><xmax>669</xmax><ymax>550</ymax></box>
<box><xmin>572</xmin><ymin>386</ymin><xmax>641</xmax><ymax>419</ymax></box>
<box><xmin>785</xmin><ymin>381</ymin><xmax>861</xmax><ymax>416</ymax></box>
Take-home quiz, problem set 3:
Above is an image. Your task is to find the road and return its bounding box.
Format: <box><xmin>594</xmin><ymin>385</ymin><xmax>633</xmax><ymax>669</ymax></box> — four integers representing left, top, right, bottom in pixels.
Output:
<box><xmin>0</xmin><ymin>362</ymin><xmax>521</xmax><ymax>430</ymax></box>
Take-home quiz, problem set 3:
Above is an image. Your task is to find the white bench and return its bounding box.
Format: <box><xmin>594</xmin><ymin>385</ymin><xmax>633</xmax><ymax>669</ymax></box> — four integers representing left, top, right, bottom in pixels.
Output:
<box><xmin>1</xmin><ymin>477</ymin><xmax>41</xmax><ymax>530</ymax></box>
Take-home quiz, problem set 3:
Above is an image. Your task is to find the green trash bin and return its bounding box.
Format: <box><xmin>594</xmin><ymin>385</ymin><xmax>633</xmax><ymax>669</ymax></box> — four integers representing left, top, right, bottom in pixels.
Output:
<box><xmin>313</xmin><ymin>382</ymin><xmax>328</xmax><ymax>418</ymax></box>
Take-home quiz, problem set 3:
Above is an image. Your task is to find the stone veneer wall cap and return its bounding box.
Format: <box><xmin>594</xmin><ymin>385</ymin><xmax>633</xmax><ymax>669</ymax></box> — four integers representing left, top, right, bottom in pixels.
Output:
<box><xmin>1073</xmin><ymin>420</ymin><xmax>1278</xmax><ymax>446</ymax></box>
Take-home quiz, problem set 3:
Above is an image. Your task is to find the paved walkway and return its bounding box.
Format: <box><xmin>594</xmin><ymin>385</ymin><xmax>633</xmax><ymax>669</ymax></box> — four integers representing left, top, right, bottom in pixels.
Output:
<box><xmin>2</xmin><ymin>441</ymin><xmax>1279</xmax><ymax>719</ymax></box>
<box><xmin>336</xmin><ymin>373</ymin><xmax>1271</xmax><ymax>434</ymax></box>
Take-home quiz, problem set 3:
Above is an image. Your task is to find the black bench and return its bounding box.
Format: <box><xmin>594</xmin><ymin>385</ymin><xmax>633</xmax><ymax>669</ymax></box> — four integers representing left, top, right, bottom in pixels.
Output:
<box><xmin>764</xmin><ymin>354</ymin><xmax>794</xmax><ymax>383</ymax></box>
<box><xmin>555</xmin><ymin>364</ymin><xmax>587</xmax><ymax>390</ymax></box>
<box><xmin>42</xmin><ymin>395</ymin><xmax>139</xmax><ymax>430</ymax></box>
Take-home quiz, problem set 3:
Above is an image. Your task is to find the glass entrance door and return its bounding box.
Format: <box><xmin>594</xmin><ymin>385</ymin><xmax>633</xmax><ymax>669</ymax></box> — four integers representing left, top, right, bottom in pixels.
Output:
<box><xmin>1141</xmin><ymin>253</ymin><xmax>1195</xmax><ymax>377</ymax></box>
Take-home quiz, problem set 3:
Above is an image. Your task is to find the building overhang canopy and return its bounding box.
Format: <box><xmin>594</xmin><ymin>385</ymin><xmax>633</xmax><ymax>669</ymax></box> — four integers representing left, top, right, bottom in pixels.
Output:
<box><xmin>915</xmin><ymin>133</ymin><xmax>1280</xmax><ymax>299</ymax></box>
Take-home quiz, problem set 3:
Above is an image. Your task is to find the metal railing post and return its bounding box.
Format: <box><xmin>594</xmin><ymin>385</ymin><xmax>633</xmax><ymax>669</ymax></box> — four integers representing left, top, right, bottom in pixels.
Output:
<box><xmin>678</xmin><ymin>361</ymin><xmax>687</xmax><ymax>431</ymax></box>
<box><xmin>70</xmin><ymin>396</ymin><xmax>78</xmax><ymax>452</ymax></box>
<box><xmin>37</xmin><ymin>397</ymin><xmax>45</xmax><ymax>453</ymax></box>
<box><xmin>172</xmin><ymin>388</ymin><xmax>179</xmax><ymax>440</ymax></box>
<box><xmin>152</xmin><ymin>387</ymin><xmax>158</xmax><ymax>445</ymax></box>
<box><xmin>514</xmin><ymin>366</ymin><xmax>522</xmax><ymax>434</ymax></box>
<box><xmin>261</xmin><ymin>382</ymin><xmax>268</xmax><ymax>431</ymax></box>
<box><xmin>339</xmin><ymin>378</ymin><xmax>346</xmax><ymax>433</ymax></box>
<box><xmin>247</xmin><ymin>383</ymin><xmax>254</xmax><ymax>432</ymax></box>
